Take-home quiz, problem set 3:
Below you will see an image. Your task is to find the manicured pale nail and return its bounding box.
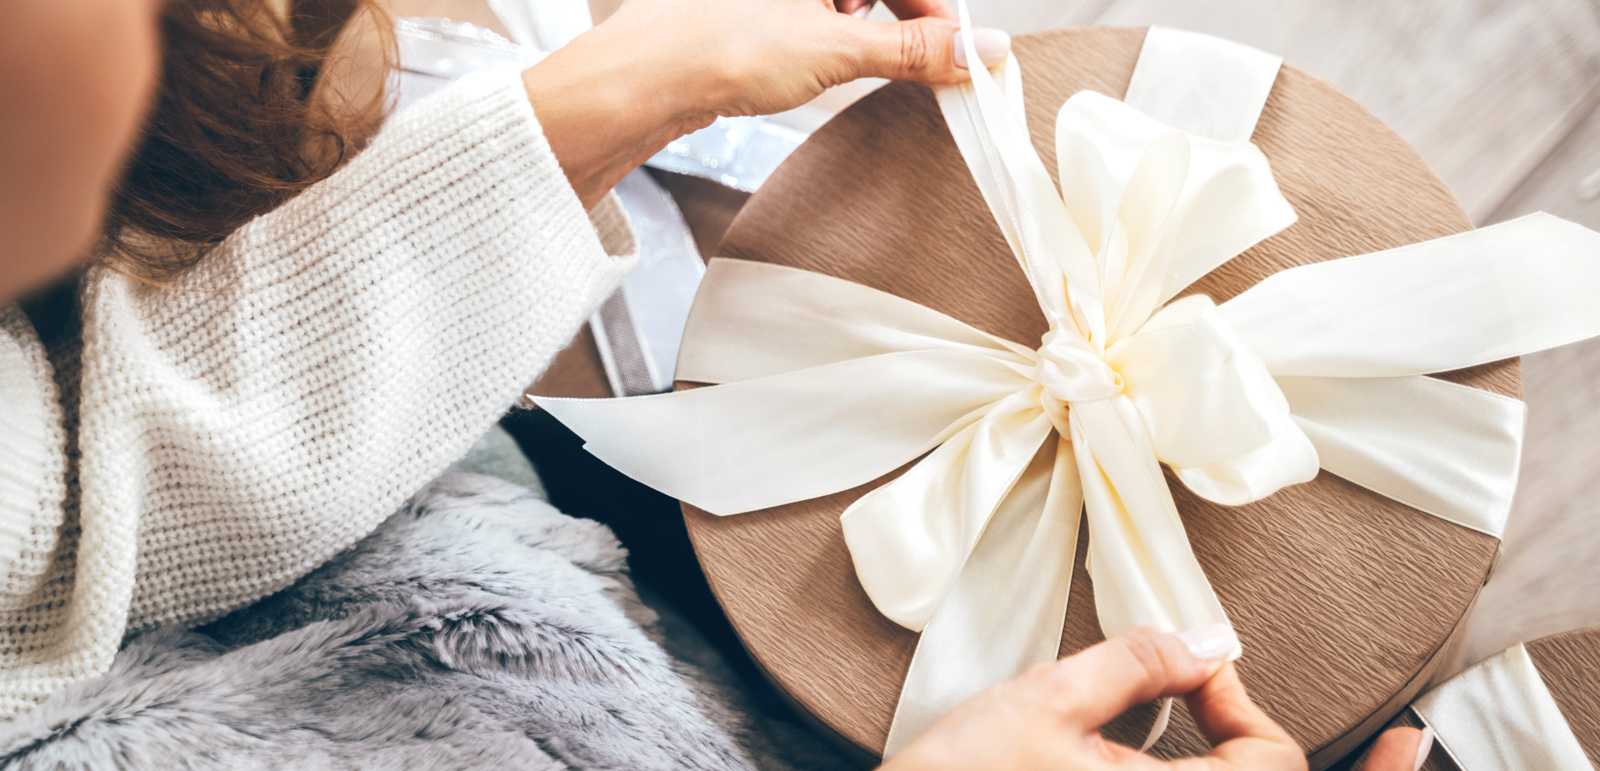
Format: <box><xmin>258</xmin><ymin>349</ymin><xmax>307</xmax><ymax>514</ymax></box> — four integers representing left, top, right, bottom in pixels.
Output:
<box><xmin>1413</xmin><ymin>726</ymin><xmax>1435</xmax><ymax>770</ymax></box>
<box><xmin>850</xmin><ymin>1</ymin><xmax>875</xmax><ymax>19</ymax></box>
<box><xmin>1177</xmin><ymin>623</ymin><xmax>1239</xmax><ymax>662</ymax></box>
<box><xmin>953</xmin><ymin>28</ymin><xmax>1012</xmax><ymax>70</ymax></box>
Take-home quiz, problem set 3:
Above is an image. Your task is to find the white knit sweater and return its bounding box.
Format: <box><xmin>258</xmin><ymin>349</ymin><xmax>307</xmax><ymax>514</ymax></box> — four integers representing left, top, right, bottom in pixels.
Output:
<box><xmin>0</xmin><ymin>70</ymin><xmax>637</xmax><ymax>716</ymax></box>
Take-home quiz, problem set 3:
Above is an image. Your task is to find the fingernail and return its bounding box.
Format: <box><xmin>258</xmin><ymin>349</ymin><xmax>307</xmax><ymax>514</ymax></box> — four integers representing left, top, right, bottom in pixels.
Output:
<box><xmin>953</xmin><ymin>27</ymin><xmax>1012</xmax><ymax>70</ymax></box>
<box><xmin>850</xmin><ymin>0</ymin><xmax>875</xmax><ymax>19</ymax></box>
<box><xmin>1176</xmin><ymin>623</ymin><xmax>1240</xmax><ymax>663</ymax></box>
<box><xmin>1413</xmin><ymin>725</ymin><xmax>1434</xmax><ymax>770</ymax></box>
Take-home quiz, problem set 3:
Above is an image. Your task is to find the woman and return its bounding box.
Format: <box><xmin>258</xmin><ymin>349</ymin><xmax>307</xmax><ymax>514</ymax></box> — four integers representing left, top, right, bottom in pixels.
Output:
<box><xmin>0</xmin><ymin>0</ymin><xmax>1427</xmax><ymax>767</ymax></box>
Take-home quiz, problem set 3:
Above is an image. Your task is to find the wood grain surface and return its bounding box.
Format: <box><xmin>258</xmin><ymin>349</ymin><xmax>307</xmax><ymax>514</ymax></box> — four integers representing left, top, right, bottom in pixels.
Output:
<box><xmin>685</xmin><ymin>27</ymin><xmax>1511</xmax><ymax>766</ymax></box>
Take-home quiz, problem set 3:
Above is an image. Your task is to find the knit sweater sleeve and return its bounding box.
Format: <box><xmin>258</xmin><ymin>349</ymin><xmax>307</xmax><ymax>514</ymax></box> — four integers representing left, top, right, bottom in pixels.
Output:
<box><xmin>0</xmin><ymin>69</ymin><xmax>637</xmax><ymax>710</ymax></box>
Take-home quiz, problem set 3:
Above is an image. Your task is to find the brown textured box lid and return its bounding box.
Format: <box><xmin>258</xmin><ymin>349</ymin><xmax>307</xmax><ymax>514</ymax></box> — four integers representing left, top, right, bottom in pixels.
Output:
<box><xmin>677</xmin><ymin>26</ymin><xmax>1513</xmax><ymax>767</ymax></box>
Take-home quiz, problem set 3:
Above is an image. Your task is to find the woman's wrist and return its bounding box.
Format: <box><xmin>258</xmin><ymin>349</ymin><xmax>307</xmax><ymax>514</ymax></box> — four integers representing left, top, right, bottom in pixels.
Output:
<box><xmin>520</xmin><ymin>0</ymin><xmax>1008</xmax><ymax>210</ymax></box>
<box><xmin>522</xmin><ymin>24</ymin><xmax>712</xmax><ymax>209</ymax></box>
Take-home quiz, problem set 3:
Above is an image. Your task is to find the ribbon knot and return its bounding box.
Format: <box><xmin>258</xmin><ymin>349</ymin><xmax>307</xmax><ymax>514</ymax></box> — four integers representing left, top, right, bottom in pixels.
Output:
<box><xmin>1034</xmin><ymin>329</ymin><xmax>1122</xmax><ymax>406</ymax></box>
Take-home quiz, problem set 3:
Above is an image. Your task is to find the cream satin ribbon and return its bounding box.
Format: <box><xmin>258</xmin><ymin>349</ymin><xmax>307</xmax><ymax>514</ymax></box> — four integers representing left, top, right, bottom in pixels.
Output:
<box><xmin>535</xmin><ymin>7</ymin><xmax>1600</xmax><ymax>755</ymax></box>
<box><xmin>1412</xmin><ymin>643</ymin><xmax>1591</xmax><ymax>771</ymax></box>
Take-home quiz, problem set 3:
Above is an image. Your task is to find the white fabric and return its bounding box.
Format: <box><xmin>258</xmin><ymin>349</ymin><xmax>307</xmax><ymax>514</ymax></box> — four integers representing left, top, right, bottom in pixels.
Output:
<box><xmin>1281</xmin><ymin>375</ymin><xmax>1525</xmax><ymax>536</ymax></box>
<box><xmin>1413</xmin><ymin>643</ymin><xmax>1591</xmax><ymax>771</ymax></box>
<box><xmin>884</xmin><ymin>437</ymin><xmax>1081</xmax><ymax>749</ymax></box>
<box><xmin>1122</xmin><ymin>28</ymin><xmax>1281</xmax><ymax>143</ymax></box>
<box><xmin>0</xmin><ymin>307</ymin><xmax>65</xmax><ymax>590</ymax></box>
<box><xmin>0</xmin><ymin>70</ymin><xmax>636</xmax><ymax>716</ymax></box>
<box><xmin>469</xmin><ymin>2</ymin><xmax>707</xmax><ymax>397</ymax></box>
<box><xmin>1221</xmin><ymin>213</ymin><xmax>1600</xmax><ymax>378</ymax></box>
<box><xmin>488</xmin><ymin>0</ymin><xmax>592</xmax><ymax>52</ymax></box>
<box><xmin>534</xmin><ymin>9</ymin><xmax>1600</xmax><ymax>755</ymax></box>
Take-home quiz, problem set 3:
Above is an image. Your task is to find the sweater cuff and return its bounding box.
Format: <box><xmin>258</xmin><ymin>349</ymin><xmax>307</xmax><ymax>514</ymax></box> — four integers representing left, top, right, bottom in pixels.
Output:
<box><xmin>390</xmin><ymin>67</ymin><xmax>639</xmax><ymax>289</ymax></box>
<box><xmin>589</xmin><ymin>191</ymin><xmax>638</xmax><ymax>263</ymax></box>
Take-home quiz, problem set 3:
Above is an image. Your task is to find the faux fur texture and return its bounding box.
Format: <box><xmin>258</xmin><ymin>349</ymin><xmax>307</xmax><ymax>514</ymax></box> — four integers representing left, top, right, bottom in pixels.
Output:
<box><xmin>0</xmin><ymin>473</ymin><xmax>850</xmax><ymax>770</ymax></box>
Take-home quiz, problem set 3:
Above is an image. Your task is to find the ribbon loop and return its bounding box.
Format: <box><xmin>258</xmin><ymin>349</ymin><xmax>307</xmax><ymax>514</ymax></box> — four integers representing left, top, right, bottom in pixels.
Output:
<box><xmin>1112</xmin><ymin>295</ymin><xmax>1293</xmax><ymax>472</ymax></box>
<box><xmin>843</xmin><ymin>387</ymin><xmax>1054</xmax><ymax>631</ymax></box>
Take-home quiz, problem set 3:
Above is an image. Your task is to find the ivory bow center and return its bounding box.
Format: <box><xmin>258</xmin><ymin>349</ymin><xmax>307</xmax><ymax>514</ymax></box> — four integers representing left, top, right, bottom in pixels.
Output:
<box><xmin>1034</xmin><ymin>329</ymin><xmax>1123</xmax><ymax>406</ymax></box>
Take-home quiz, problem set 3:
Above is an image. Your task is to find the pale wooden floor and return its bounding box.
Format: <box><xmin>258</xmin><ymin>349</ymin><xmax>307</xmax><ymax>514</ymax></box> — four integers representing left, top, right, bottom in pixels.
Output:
<box><xmin>968</xmin><ymin>0</ymin><xmax>1600</xmax><ymax>678</ymax></box>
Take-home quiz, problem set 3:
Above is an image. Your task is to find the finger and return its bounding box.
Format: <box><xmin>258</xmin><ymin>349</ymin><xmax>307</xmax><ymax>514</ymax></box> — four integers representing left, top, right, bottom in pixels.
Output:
<box><xmin>1098</xmin><ymin>739</ymin><xmax>1172</xmax><ymax>768</ymax></box>
<box><xmin>1030</xmin><ymin>626</ymin><xmax>1227</xmax><ymax>728</ymax></box>
<box><xmin>836</xmin><ymin>15</ymin><xmax>1010</xmax><ymax>84</ymax></box>
<box><xmin>835</xmin><ymin>0</ymin><xmax>872</xmax><ymax>16</ymax></box>
<box><xmin>1183</xmin><ymin>663</ymin><xmax>1306</xmax><ymax>770</ymax></box>
<box><xmin>1365</xmin><ymin>727</ymin><xmax>1433</xmax><ymax>771</ymax></box>
<box><xmin>878</xmin><ymin>0</ymin><xmax>957</xmax><ymax>20</ymax></box>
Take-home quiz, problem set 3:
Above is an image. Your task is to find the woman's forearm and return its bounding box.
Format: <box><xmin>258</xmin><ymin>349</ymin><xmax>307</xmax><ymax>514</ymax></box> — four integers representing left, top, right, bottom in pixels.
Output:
<box><xmin>522</xmin><ymin>20</ymin><xmax>714</xmax><ymax>209</ymax></box>
<box><xmin>520</xmin><ymin>0</ymin><xmax>1011</xmax><ymax>209</ymax></box>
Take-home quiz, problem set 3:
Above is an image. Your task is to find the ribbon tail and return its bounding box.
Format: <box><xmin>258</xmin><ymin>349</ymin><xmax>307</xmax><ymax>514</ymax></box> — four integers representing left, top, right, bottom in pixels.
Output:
<box><xmin>1070</xmin><ymin>397</ymin><xmax>1234</xmax><ymax>643</ymax></box>
<box><xmin>882</xmin><ymin>435</ymin><xmax>1083</xmax><ymax>757</ymax></box>
<box><xmin>1122</xmin><ymin>27</ymin><xmax>1282</xmax><ymax>144</ymax></box>
<box><xmin>676</xmin><ymin>258</ymin><xmax>1034</xmax><ymax>384</ymax></box>
<box><xmin>1412</xmin><ymin>643</ymin><xmax>1592</xmax><ymax>771</ymax></box>
<box><xmin>1222</xmin><ymin>213</ymin><xmax>1600</xmax><ymax>378</ymax></box>
<box><xmin>1070</xmin><ymin>397</ymin><xmax>1233</xmax><ymax>752</ymax></box>
<box><xmin>533</xmin><ymin>348</ymin><xmax>1028</xmax><ymax>515</ymax></box>
<box><xmin>1281</xmin><ymin>374</ymin><xmax>1525</xmax><ymax>537</ymax></box>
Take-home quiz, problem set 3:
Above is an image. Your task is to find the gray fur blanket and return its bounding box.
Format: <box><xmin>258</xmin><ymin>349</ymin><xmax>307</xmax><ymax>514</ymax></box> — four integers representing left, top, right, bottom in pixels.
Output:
<box><xmin>0</xmin><ymin>473</ymin><xmax>849</xmax><ymax>770</ymax></box>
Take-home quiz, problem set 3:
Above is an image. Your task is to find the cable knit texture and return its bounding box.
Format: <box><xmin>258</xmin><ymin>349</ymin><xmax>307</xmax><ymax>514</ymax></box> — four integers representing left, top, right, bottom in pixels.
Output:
<box><xmin>0</xmin><ymin>69</ymin><xmax>637</xmax><ymax>716</ymax></box>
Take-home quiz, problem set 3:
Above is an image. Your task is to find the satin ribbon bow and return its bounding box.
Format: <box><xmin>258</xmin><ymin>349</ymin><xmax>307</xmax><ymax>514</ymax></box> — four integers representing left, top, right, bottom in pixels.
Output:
<box><xmin>536</xmin><ymin>6</ymin><xmax>1600</xmax><ymax>754</ymax></box>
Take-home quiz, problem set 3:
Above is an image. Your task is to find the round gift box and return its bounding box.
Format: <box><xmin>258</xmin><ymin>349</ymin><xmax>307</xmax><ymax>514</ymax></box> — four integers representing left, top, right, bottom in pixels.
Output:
<box><xmin>1363</xmin><ymin>627</ymin><xmax>1600</xmax><ymax>770</ymax></box>
<box><xmin>678</xmin><ymin>27</ymin><xmax>1513</xmax><ymax>767</ymax></box>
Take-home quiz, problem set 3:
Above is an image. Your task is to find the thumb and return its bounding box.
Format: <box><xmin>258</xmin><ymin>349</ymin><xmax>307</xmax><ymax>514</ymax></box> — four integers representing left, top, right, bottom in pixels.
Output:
<box><xmin>839</xmin><ymin>16</ymin><xmax>1012</xmax><ymax>84</ymax></box>
<box><xmin>1034</xmin><ymin>626</ymin><xmax>1235</xmax><ymax>728</ymax></box>
<box><xmin>1363</xmin><ymin>726</ymin><xmax>1433</xmax><ymax>771</ymax></box>
<box><xmin>1183</xmin><ymin>662</ymin><xmax>1306</xmax><ymax>769</ymax></box>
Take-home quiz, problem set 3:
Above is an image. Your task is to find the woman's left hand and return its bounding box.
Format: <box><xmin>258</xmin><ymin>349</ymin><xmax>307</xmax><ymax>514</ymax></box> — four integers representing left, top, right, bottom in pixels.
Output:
<box><xmin>523</xmin><ymin>0</ymin><xmax>1013</xmax><ymax>206</ymax></box>
<box><xmin>880</xmin><ymin>627</ymin><xmax>1432</xmax><ymax>771</ymax></box>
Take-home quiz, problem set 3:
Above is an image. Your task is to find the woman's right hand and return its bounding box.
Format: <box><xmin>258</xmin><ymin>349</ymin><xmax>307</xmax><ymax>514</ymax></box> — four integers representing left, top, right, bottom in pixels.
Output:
<box><xmin>881</xmin><ymin>626</ymin><xmax>1433</xmax><ymax>771</ymax></box>
<box><xmin>522</xmin><ymin>0</ymin><xmax>1012</xmax><ymax>208</ymax></box>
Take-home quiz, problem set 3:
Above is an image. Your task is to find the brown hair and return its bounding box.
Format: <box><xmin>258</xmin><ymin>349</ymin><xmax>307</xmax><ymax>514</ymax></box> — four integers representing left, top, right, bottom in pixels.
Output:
<box><xmin>101</xmin><ymin>0</ymin><xmax>383</xmax><ymax>281</ymax></box>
